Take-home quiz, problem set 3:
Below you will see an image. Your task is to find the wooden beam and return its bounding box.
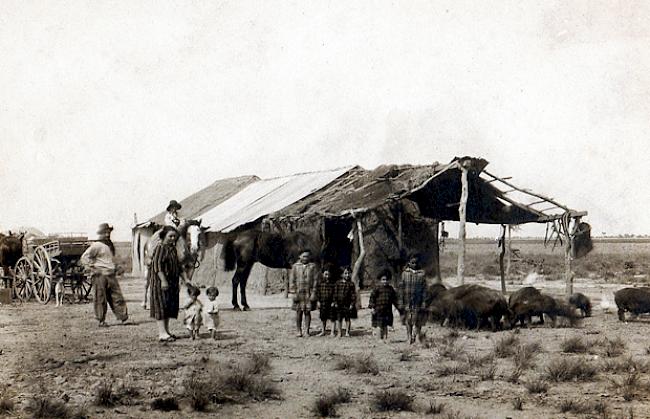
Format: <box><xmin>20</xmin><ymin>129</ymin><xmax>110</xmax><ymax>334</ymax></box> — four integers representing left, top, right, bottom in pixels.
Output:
<box><xmin>505</xmin><ymin>225</ymin><xmax>512</xmax><ymax>277</ymax></box>
<box><xmin>537</xmin><ymin>211</ymin><xmax>588</xmax><ymax>223</ymax></box>
<box><xmin>352</xmin><ymin>218</ymin><xmax>366</xmax><ymax>309</ymax></box>
<box><xmin>482</xmin><ymin>170</ymin><xmax>571</xmax><ymax>212</ymax></box>
<box><xmin>397</xmin><ymin>203</ymin><xmax>403</xmax><ymax>251</ymax></box>
<box><xmin>457</xmin><ymin>163</ymin><xmax>470</xmax><ymax>284</ymax></box>
<box><xmin>499</xmin><ymin>224</ymin><xmax>507</xmax><ymax>294</ymax></box>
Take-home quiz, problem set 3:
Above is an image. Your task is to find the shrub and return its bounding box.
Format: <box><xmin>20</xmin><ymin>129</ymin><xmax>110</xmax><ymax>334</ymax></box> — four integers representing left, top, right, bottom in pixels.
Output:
<box><xmin>334</xmin><ymin>354</ymin><xmax>379</xmax><ymax>375</ymax></box>
<box><xmin>560</xmin><ymin>336</ymin><xmax>588</xmax><ymax>354</ymax></box>
<box><xmin>311</xmin><ymin>388</ymin><xmax>351</xmax><ymax>417</ymax></box>
<box><xmin>602</xmin><ymin>357</ymin><xmax>649</xmax><ymax>374</ymax></box>
<box><xmin>426</xmin><ymin>399</ymin><xmax>445</xmax><ymax>415</ymax></box>
<box><xmin>24</xmin><ymin>396</ymin><xmax>70</xmax><ymax>418</ymax></box>
<box><xmin>436</xmin><ymin>363</ymin><xmax>470</xmax><ymax>377</ymax></box>
<box><xmin>478</xmin><ymin>361</ymin><xmax>497</xmax><ymax>381</ymax></box>
<box><xmin>524</xmin><ymin>378</ymin><xmax>549</xmax><ymax>394</ymax></box>
<box><xmin>246</xmin><ymin>352</ymin><xmax>272</xmax><ymax>375</ymax></box>
<box><xmin>493</xmin><ymin>334</ymin><xmax>519</xmax><ymax>358</ymax></box>
<box><xmin>512</xmin><ymin>396</ymin><xmax>523</xmax><ymax>411</ymax></box>
<box><xmin>559</xmin><ymin>399</ymin><xmax>591</xmax><ymax>414</ymax></box>
<box><xmin>604</xmin><ymin>337</ymin><xmax>626</xmax><ymax>358</ymax></box>
<box><xmin>513</xmin><ymin>343</ymin><xmax>541</xmax><ymax>371</ymax></box>
<box><xmin>545</xmin><ymin>357</ymin><xmax>598</xmax><ymax>382</ymax></box>
<box><xmin>183</xmin><ymin>373</ymin><xmax>211</xmax><ymax>412</ymax></box>
<box><xmin>0</xmin><ymin>396</ymin><xmax>14</xmax><ymax>414</ymax></box>
<box><xmin>372</xmin><ymin>390</ymin><xmax>414</xmax><ymax>412</ymax></box>
<box><xmin>465</xmin><ymin>353</ymin><xmax>495</xmax><ymax>370</ymax></box>
<box><xmin>94</xmin><ymin>381</ymin><xmax>117</xmax><ymax>407</ymax></box>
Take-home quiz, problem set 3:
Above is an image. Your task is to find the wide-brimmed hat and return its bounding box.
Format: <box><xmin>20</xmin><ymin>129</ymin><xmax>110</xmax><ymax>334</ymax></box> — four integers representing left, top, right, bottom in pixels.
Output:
<box><xmin>166</xmin><ymin>200</ymin><xmax>182</xmax><ymax>212</ymax></box>
<box><xmin>97</xmin><ymin>223</ymin><xmax>114</xmax><ymax>234</ymax></box>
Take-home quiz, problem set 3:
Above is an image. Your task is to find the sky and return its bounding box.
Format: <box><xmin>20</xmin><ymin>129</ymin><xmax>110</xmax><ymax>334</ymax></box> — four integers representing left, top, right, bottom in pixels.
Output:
<box><xmin>1</xmin><ymin>1</ymin><xmax>649</xmax><ymax>241</ymax></box>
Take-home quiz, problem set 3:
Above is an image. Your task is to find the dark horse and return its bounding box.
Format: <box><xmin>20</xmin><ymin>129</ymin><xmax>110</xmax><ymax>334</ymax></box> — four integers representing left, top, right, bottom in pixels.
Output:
<box><xmin>221</xmin><ymin>230</ymin><xmax>322</xmax><ymax>310</ymax></box>
<box><xmin>0</xmin><ymin>232</ymin><xmax>24</xmax><ymax>288</ymax></box>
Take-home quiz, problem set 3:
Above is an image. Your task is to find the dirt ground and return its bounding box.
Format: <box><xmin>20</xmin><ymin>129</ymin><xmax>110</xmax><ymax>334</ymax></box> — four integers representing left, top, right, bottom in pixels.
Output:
<box><xmin>2</xmin><ymin>275</ymin><xmax>650</xmax><ymax>418</ymax></box>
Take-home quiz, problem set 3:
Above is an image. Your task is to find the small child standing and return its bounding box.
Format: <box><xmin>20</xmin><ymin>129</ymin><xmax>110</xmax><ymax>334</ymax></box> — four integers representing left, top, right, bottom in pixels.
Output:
<box><xmin>183</xmin><ymin>285</ymin><xmax>203</xmax><ymax>340</ymax></box>
<box><xmin>315</xmin><ymin>265</ymin><xmax>336</xmax><ymax>337</ymax></box>
<box><xmin>204</xmin><ymin>286</ymin><xmax>220</xmax><ymax>340</ymax></box>
<box><xmin>333</xmin><ymin>266</ymin><xmax>357</xmax><ymax>338</ymax></box>
<box><xmin>368</xmin><ymin>270</ymin><xmax>399</xmax><ymax>341</ymax></box>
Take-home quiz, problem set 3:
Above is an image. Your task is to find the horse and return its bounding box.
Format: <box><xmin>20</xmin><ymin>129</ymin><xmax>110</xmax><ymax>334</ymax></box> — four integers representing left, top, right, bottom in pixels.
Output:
<box><xmin>0</xmin><ymin>232</ymin><xmax>24</xmax><ymax>288</ymax></box>
<box><xmin>220</xmin><ymin>229</ymin><xmax>323</xmax><ymax>310</ymax></box>
<box><xmin>140</xmin><ymin>219</ymin><xmax>208</xmax><ymax>308</ymax></box>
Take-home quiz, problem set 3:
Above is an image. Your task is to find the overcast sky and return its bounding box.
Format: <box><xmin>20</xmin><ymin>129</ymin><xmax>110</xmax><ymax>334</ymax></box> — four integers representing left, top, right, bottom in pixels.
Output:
<box><xmin>1</xmin><ymin>1</ymin><xmax>649</xmax><ymax>241</ymax></box>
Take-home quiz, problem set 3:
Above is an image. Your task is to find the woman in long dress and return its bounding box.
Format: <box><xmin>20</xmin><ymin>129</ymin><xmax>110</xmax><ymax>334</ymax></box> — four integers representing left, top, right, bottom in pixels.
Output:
<box><xmin>149</xmin><ymin>226</ymin><xmax>182</xmax><ymax>342</ymax></box>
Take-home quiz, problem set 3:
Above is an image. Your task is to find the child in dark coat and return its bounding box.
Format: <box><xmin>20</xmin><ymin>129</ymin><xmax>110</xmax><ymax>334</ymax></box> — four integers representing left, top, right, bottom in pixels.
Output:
<box><xmin>315</xmin><ymin>264</ymin><xmax>337</xmax><ymax>337</ymax></box>
<box><xmin>333</xmin><ymin>266</ymin><xmax>357</xmax><ymax>337</ymax></box>
<box><xmin>368</xmin><ymin>270</ymin><xmax>399</xmax><ymax>340</ymax></box>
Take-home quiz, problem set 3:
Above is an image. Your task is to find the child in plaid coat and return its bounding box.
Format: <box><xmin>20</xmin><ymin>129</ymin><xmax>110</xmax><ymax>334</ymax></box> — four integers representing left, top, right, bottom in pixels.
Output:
<box><xmin>333</xmin><ymin>266</ymin><xmax>357</xmax><ymax>337</ymax></box>
<box><xmin>368</xmin><ymin>270</ymin><xmax>399</xmax><ymax>340</ymax></box>
<box><xmin>398</xmin><ymin>255</ymin><xmax>427</xmax><ymax>344</ymax></box>
<box><xmin>315</xmin><ymin>264</ymin><xmax>337</xmax><ymax>337</ymax></box>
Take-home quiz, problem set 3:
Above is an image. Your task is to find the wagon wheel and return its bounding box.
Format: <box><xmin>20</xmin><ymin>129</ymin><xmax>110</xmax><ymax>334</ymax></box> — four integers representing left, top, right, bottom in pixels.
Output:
<box><xmin>13</xmin><ymin>257</ymin><xmax>34</xmax><ymax>302</ymax></box>
<box><xmin>32</xmin><ymin>246</ymin><xmax>53</xmax><ymax>304</ymax></box>
<box><xmin>78</xmin><ymin>273</ymin><xmax>93</xmax><ymax>301</ymax></box>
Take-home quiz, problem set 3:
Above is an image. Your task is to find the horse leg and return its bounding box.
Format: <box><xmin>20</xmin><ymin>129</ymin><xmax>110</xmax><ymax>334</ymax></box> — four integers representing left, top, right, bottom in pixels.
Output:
<box><xmin>239</xmin><ymin>264</ymin><xmax>252</xmax><ymax>311</ymax></box>
<box><xmin>231</xmin><ymin>270</ymin><xmax>241</xmax><ymax>311</ymax></box>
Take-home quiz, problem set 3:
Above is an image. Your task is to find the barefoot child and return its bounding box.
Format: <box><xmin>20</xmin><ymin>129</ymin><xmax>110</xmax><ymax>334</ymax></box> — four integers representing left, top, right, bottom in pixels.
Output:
<box><xmin>368</xmin><ymin>270</ymin><xmax>399</xmax><ymax>341</ymax></box>
<box><xmin>183</xmin><ymin>284</ymin><xmax>203</xmax><ymax>340</ymax></box>
<box><xmin>333</xmin><ymin>266</ymin><xmax>357</xmax><ymax>337</ymax></box>
<box><xmin>398</xmin><ymin>255</ymin><xmax>427</xmax><ymax>344</ymax></box>
<box><xmin>204</xmin><ymin>286</ymin><xmax>220</xmax><ymax>340</ymax></box>
<box><xmin>315</xmin><ymin>265</ymin><xmax>336</xmax><ymax>337</ymax></box>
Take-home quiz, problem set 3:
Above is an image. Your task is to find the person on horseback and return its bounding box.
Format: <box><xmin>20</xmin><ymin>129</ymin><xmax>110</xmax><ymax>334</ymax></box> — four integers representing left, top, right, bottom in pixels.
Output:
<box><xmin>164</xmin><ymin>200</ymin><xmax>182</xmax><ymax>229</ymax></box>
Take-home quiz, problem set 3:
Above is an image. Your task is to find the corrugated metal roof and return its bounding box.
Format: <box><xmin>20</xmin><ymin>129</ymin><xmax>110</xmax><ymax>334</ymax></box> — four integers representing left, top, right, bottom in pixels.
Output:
<box><xmin>201</xmin><ymin>167</ymin><xmax>353</xmax><ymax>232</ymax></box>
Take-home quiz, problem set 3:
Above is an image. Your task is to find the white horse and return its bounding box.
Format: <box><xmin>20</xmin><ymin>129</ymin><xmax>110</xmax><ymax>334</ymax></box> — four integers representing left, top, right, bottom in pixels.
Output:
<box><xmin>140</xmin><ymin>219</ymin><xmax>208</xmax><ymax>309</ymax></box>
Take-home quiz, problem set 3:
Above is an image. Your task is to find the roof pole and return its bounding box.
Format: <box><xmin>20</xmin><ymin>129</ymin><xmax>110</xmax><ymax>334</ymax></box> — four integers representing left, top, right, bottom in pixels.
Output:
<box><xmin>457</xmin><ymin>162</ymin><xmax>470</xmax><ymax>285</ymax></box>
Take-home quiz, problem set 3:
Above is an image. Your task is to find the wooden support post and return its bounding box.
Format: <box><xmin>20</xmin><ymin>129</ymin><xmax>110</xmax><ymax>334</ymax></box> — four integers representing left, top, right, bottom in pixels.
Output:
<box><xmin>499</xmin><ymin>224</ymin><xmax>506</xmax><ymax>294</ymax></box>
<box><xmin>457</xmin><ymin>163</ymin><xmax>469</xmax><ymax>284</ymax></box>
<box><xmin>352</xmin><ymin>218</ymin><xmax>366</xmax><ymax>310</ymax></box>
<box><xmin>433</xmin><ymin>220</ymin><xmax>442</xmax><ymax>284</ymax></box>
<box><xmin>505</xmin><ymin>225</ymin><xmax>512</xmax><ymax>277</ymax></box>
<box><xmin>565</xmin><ymin>240</ymin><xmax>573</xmax><ymax>296</ymax></box>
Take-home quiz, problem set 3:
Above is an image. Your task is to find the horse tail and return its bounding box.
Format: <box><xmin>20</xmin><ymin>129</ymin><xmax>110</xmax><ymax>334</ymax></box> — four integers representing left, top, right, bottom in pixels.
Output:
<box><xmin>222</xmin><ymin>239</ymin><xmax>237</xmax><ymax>271</ymax></box>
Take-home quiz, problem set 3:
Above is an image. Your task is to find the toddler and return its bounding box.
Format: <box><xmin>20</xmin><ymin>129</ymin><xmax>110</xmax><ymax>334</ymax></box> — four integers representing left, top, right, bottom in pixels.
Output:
<box><xmin>183</xmin><ymin>284</ymin><xmax>203</xmax><ymax>339</ymax></box>
<box><xmin>204</xmin><ymin>286</ymin><xmax>220</xmax><ymax>340</ymax></box>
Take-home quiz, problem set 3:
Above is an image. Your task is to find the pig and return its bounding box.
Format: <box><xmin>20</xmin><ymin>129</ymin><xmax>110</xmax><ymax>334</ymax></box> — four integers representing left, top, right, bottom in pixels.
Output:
<box><xmin>431</xmin><ymin>284</ymin><xmax>510</xmax><ymax>331</ymax></box>
<box><xmin>614</xmin><ymin>287</ymin><xmax>650</xmax><ymax>321</ymax></box>
<box><xmin>509</xmin><ymin>290</ymin><xmax>578</xmax><ymax>328</ymax></box>
<box><xmin>568</xmin><ymin>292</ymin><xmax>592</xmax><ymax>317</ymax></box>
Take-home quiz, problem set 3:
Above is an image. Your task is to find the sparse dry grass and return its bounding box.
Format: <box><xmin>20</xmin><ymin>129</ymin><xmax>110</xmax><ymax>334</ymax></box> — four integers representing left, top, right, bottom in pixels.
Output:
<box><xmin>334</xmin><ymin>354</ymin><xmax>379</xmax><ymax>375</ymax></box>
<box><xmin>602</xmin><ymin>356</ymin><xmax>650</xmax><ymax>374</ymax></box>
<box><xmin>24</xmin><ymin>396</ymin><xmax>70</xmax><ymax>418</ymax></box>
<box><xmin>426</xmin><ymin>399</ymin><xmax>446</xmax><ymax>415</ymax></box>
<box><xmin>558</xmin><ymin>399</ymin><xmax>608</xmax><ymax>415</ymax></box>
<box><xmin>512</xmin><ymin>396</ymin><xmax>523</xmax><ymax>411</ymax></box>
<box><xmin>545</xmin><ymin>357</ymin><xmax>598</xmax><ymax>382</ymax></box>
<box><xmin>524</xmin><ymin>378</ymin><xmax>549</xmax><ymax>394</ymax></box>
<box><xmin>478</xmin><ymin>360</ymin><xmax>497</xmax><ymax>381</ymax></box>
<box><xmin>560</xmin><ymin>336</ymin><xmax>588</xmax><ymax>353</ymax></box>
<box><xmin>436</xmin><ymin>362</ymin><xmax>470</xmax><ymax>377</ymax></box>
<box><xmin>513</xmin><ymin>342</ymin><xmax>542</xmax><ymax>371</ymax></box>
<box><xmin>372</xmin><ymin>390</ymin><xmax>414</xmax><ymax>412</ymax></box>
<box><xmin>311</xmin><ymin>388</ymin><xmax>352</xmax><ymax>417</ymax></box>
<box><xmin>493</xmin><ymin>333</ymin><xmax>519</xmax><ymax>358</ymax></box>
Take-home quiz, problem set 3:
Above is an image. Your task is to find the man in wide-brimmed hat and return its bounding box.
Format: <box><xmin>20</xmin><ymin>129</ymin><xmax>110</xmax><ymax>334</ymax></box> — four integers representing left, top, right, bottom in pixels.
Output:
<box><xmin>80</xmin><ymin>223</ymin><xmax>128</xmax><ymax>326</ymax></box>
<box><xmin>164</xmin><ymin>200</ymin><xmax>182</xmax><ymax>228</ymax></box>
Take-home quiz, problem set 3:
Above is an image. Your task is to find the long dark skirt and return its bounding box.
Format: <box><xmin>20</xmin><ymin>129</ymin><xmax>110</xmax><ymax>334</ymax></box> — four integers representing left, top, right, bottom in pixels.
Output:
<box><xmin>149</xmin><ymin>270</ymin><xmax>180</xmax><ymax>320</ymax></box>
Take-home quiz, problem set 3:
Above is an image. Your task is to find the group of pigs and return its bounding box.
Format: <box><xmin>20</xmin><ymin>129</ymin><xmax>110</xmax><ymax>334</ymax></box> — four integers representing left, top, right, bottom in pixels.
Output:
<box><xmin>424</xmin><ymin>283</ymin><xmax>650</xmax><ymax>331</ymax></box>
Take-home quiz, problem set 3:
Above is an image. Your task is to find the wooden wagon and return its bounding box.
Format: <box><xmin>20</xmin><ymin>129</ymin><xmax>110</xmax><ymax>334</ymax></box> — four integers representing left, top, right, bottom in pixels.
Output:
<box><xmin>12</xmin><ymin>234</ymin><xmax>92</xmax><ymax>304</ymax></box>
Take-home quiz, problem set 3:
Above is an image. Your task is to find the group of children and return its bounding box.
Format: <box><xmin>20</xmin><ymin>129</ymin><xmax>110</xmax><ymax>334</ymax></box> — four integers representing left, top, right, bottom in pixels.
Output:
<box><xmin>292</xmin><ymin>250</ymin><xmax>427</xmax><ymax>344</ymax></box>
<box><xmin>182</xmin><ymin>284</ymin><xmax>221</xmax><ymax>340</ymax></box>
